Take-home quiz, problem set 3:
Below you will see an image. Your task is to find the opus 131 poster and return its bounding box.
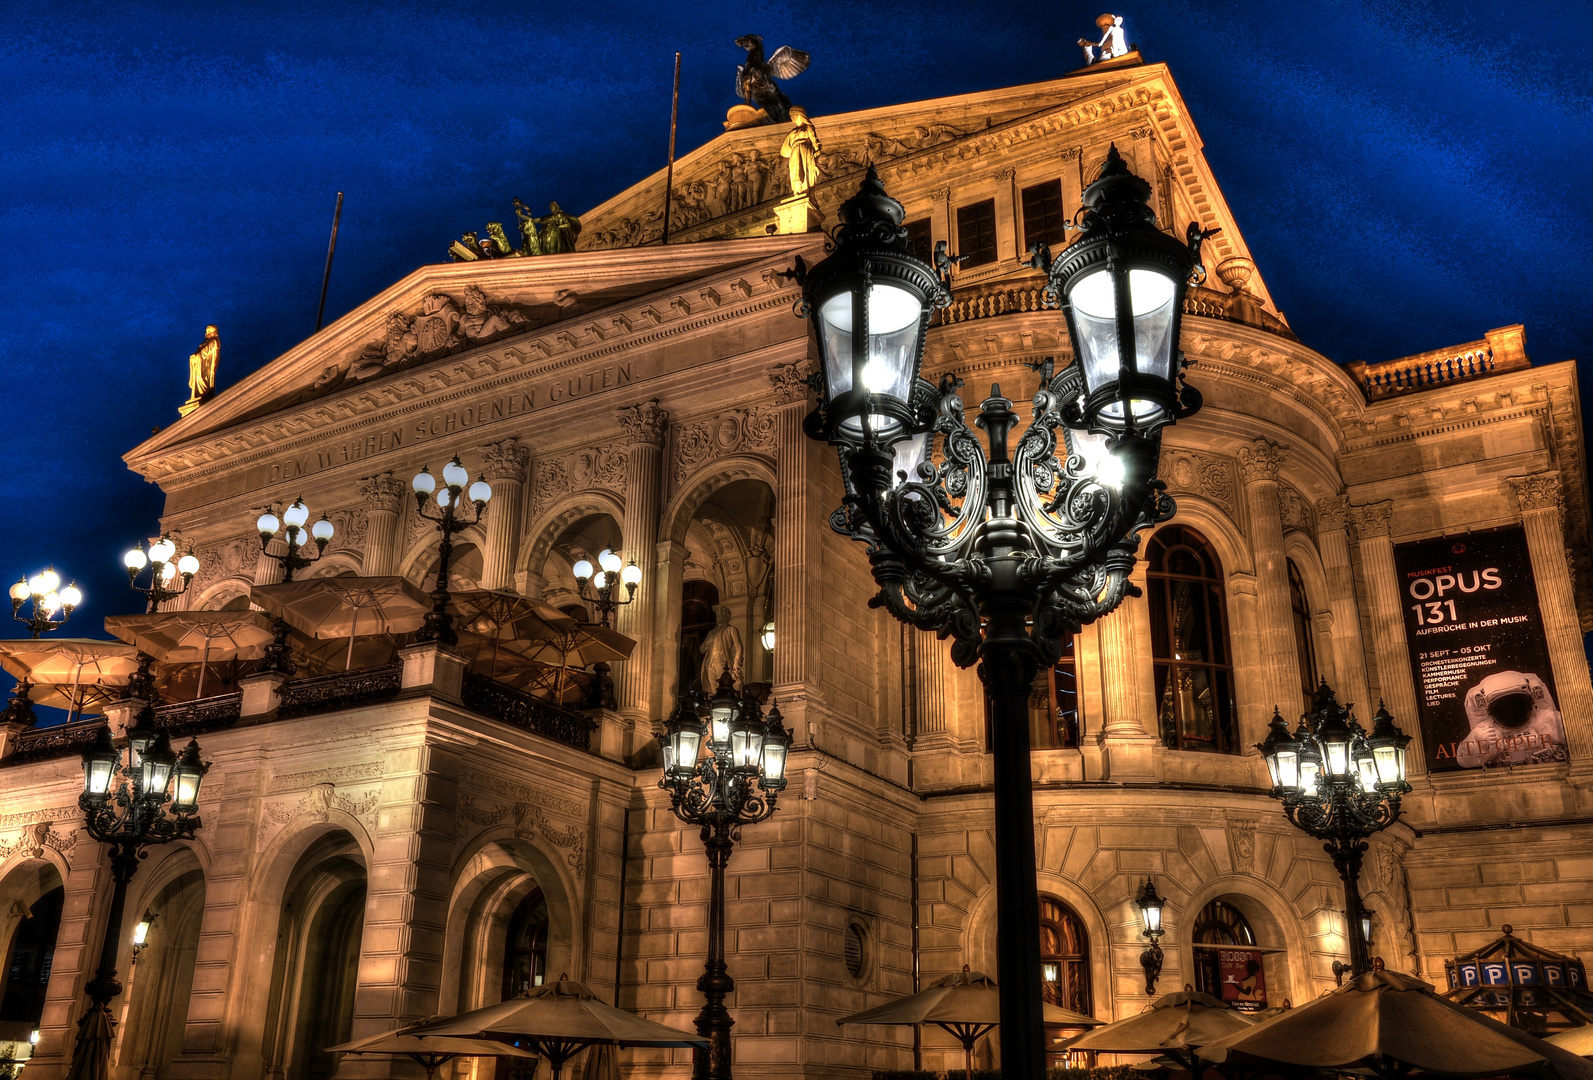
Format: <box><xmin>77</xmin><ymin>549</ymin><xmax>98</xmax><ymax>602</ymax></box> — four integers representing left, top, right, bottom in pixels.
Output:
<box><xmin>1392</xmin><ymin>526</ymin><xmax>1566</xmax><ymax>772</ymax></box>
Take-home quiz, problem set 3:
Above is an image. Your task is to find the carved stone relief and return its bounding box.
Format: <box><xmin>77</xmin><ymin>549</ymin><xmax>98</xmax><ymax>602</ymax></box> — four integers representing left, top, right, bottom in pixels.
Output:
<box><xmin>311</xmin><ymin>286</ymin><xmax>529</xmax><ymax>391</ymax></box>
<box><xmin>530</xmin><ymin>445</ymin><xmax>629</xmax><ymax>521</ymax></box>
<box><xmin>452</xmin><ymin>794</ymin><xmax>588</xmax><ymax>877</ymax></box>
<box><xmin>268</xmin><ymin>761</ymin><xmax>385</xmax><ymax>792</ymax></box>
<box><xmin>1157</xmin><ymin>448</ymin><xmax>1238</xmax><ymax>521</ymax></box>
<box><xmin>672</xmin><ymin>408</ymin><xmax>779</xmax><ymax>488</ymax></box>
<box><xmin>0</xmin><ymin>821</ymin><xmax>77</xmax><ymax>861</ymax></box>
<box><xmin>195</xmin><ymin>536</ymin><xmax>259</xmax><ymax>588</ymax></box>
<box><xmin>767</xmin><ymin>361</ymin><xmax>815</xmax><ymax>405</ymax></box>
<box><xmin>1225</xmin><ymin>816</ymin><xmax>1257</xmax><ymax>874</ymax></box>
<box><xmin>1277</xmin><ymin>482</ymin><xmax>1315</xmax><ymax>537</ymax></box>
<box><xmin>257</xmin><ymin>782</ymin><xmax>382</xmax><ymax>851</ymax></box>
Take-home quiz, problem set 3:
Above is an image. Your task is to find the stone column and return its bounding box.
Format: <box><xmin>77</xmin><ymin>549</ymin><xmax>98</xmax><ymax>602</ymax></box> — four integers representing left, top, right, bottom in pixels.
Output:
<box><xmin>357</xmin><ymin>473</ymin><xmax>407</xmax><ymax>577</ymax></box>
<box><xmin>1506</xmin><ymin>474</ymin><xmax>1593</xmax><ymax>764</ymax></box>
<box><xmin>1239</xmin><ymin>440</ymin><xmax>1305</xmax><ymax>717</ymax></box>
<box><xmin>252</xmin><ymin>502</ymin><xmax>286</xmax><ymax>587</ymax></box>
<box><xmin>769</xmin><ymin>363</ymin><xmax>820</xmax><ymax>697</ymax></box>
<box><xmin>1098</xmin><ymin>572</ymin><xmax>1157</xmax><ymax>780</ymax></box>
<box><xmin>1316</xmin><ymin>496</ymin><xmax>1373</xmax><ymax>714</ymax></box>
<box><xmin>911</xmin><ymin>632</ymin><xmax>956</xmax><ymax>741</ymax></box>
<box><xmin>614</xmin><ymin>401</ymin><xmax>668</xmax><ymax>722</ymax></box>
<box><xmin>476</xmin><ymin>438</ymin><xmax>530</xmax><ymax>591</ymax></box>
<box><xmin>1350</xmin><ymin>501</ymin><xmax>1427</xmax><ymax>774</ymax></box>
<box><xmin>649</xmin><ymin>540</ymin><xmax>689</xmax><ymax>719</ymax></box>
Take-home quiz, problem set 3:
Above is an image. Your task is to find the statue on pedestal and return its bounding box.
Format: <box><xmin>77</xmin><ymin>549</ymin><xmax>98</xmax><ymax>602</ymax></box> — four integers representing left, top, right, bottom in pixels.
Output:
<box><xmin>698</xmin><ymin>604</ymin><xmax>744</xmax><ymax>694</ymax></box>
<box><xmin>1079</xmin><ymin>13</ymin><xmax>1130</xmax><ymax>65</ymax></box>
<box><xmin>181</xmin><ymin>325</ymin><xmax>219</xmax><ymax>416</ymax></box>
<box><xmin>781</xmin><ymin>108</ymin><xmax>822</xmax><ymax>198</ymax></box>
<box><xmin>732</xmin><ymin>33</ymin><xmax>810</xmax><ymax>126</ymax></box>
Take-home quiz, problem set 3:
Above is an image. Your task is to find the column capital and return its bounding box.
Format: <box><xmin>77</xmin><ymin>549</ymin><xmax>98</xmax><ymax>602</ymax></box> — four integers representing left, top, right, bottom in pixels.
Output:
<box><xmin>357</xmin><ymin>471</ymin><xmax>407</xmax><ymax>512</ymax></box>
<box><xmin>1507</xmin><ymin>472</ymin><xmax>1563</xmax><ymax>516</ymax></box>
<box><xmin>1237</xmin><ymin>439</ymin><xmax>1286</xmax><ymax>483</ymax></box>
<box><xmin>767</xmin><ymin>361</ymin><xmax>817</xmax><ymax>406</ymax></box>
<box><xmin>1350</xmin><ymin>500</ymin><xmax>1393</xmax><ymax>539</ymax></box>
<box><xmin>478</xmin><ymin>437</ymin><xmax>530</xmax><ymax>482</ymax></box>
<box><xmin>1316</xmin><ymin>494</ymin><xmax>1352</xmax><ymax>533</ymax></box>
<box><xmin>617</xmin><ymin>399</ymin><xmax>669</xmax><ymax>447</ymax></box>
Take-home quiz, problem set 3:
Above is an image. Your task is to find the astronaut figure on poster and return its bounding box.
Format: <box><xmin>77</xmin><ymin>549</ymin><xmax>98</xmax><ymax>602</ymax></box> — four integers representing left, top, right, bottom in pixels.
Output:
<box><xmin>1455</xmin><ymin>669</ymin><xmax>1567</xmax><ymax>767</ymax></box>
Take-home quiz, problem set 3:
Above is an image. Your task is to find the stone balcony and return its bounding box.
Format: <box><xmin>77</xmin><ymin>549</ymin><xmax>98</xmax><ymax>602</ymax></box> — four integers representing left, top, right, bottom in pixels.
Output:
<box><xmin>1346</xmin><ymin>324</ymin><xmax>1530</xmax><ymax>402</ymax></box>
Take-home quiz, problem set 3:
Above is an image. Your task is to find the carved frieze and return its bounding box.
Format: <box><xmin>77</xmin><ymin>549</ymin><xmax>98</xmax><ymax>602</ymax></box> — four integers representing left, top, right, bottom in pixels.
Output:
<box><xmin>1157</xmin><ymin>448</ymin><xmax>1237</xmax><ymax>521</ymax></box>
<box><xmin>0</xmin><ymin>821</ymin><xmax>77</xmax><ymax>860</ymax></box>
<box><xmin>195</xmin><ymin>535</ymin><xmax>259</xmax><ymax>587</ymax></box>
<box><xmin>257</xmin><ymin>782</ymin><xmax>381</xmax><ymax>850</ymax></box>
<box><xmin>0</xmin><ymin>806</ymin><xmax>79</xmax><ymax>831</ymax></box>
<box><xmin>530</xmin><ymin>445</ymin><xmax>629</xmax><ymax>521</ymax></box>
<box><xmin>314</xmin><ymin>285</ymin><xmax>529</xmax><ymax>393</ymax></box>
<box><xmin>452</xmin><ymin>794</ymin><xmax>588</xmax><ymax>877</ymax></box>
<box><xmin>672</xmin><ymin>407</ymin><xmax>779</xmax><ymax>487</ymax></box>
<box><xmin>268</xmin><ymin>760</ymin><xmax>385</xmax><ymax>792</ymax></box>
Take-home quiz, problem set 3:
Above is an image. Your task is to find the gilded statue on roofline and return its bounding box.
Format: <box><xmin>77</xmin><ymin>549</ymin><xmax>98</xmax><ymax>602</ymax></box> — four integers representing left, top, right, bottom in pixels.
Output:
<box><xmin>449</xmin><ymin>200</ymin><xmax>583</xmax><ymax>262</ymax></box>
<box><xmin>180</xmin><ymin>324</ymin><xmax>219</xmax><ymax>417</ymax></box>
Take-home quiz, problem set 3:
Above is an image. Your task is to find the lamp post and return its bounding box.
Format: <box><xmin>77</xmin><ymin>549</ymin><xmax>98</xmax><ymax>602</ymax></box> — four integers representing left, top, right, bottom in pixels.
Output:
<box><xmin>69</xmin><ymin>716</ymin><xmax>208</xmax><ymax>1080</ymax></box>
<box><xmin>255</xmin><ymin>498</ymin><xmax>335</xmax><ymax>583</ymax></box>
<box><xmin>1136</xmin><ymin>878</ymin><xmax>1166</xmax><ymax>995</ymax></box>
<box><xmin>794</xmin><ymin>152</ymin><xmax>1210</xmax><ymax>1079</ymax></box>
<box><xmin>124</xmin><ymin>535</ymin><xmax>200</xmax><ymax>612</ymax></box>
<box><xmin>657</xmin><ymin>672</ymin><xmax>793</xmax><ymax>1080</ymax></box>
<box><xmin>9</xmin><ymin>569</ymin><xmax>81</xmax><ymax>638</ymax></box>
<box><xmin>411</xmin><ymin>456</ymin><xmax>492</xmax><ymax>646</ymax></box>
<box><xmin>1257</xmin><ymin>682</ymin><xmax>1411</xmax><ymax>978</ymax></box>
<box><xmin>571</xmin><ymin>548</ymin><xmax>643</xmax><ymax>628</ymax></box>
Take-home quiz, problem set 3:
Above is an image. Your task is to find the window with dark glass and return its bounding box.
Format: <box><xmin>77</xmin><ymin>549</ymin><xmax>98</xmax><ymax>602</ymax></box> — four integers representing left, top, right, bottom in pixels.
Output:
<box><xmin>1039</xmin><ymin>897</ymin><xmax>1093</xmax><ymax>1067</ymax></box>
<box><xmin>501</xmin><ymin>889</ymin><xmax>549</xmax><ymax>999</ymax></box>
<box><xmin>905</xmin><ymin>217</ymin><xmax>933</xmax><ymax>264</ymax></box>
<box><xmin>1288</xmin><ymin>559</ymin><xmax>1319</xmax><ymax>703</ymax></box>
<box><xmin>956</xmin><ymin>199</ymin><xmax>997</xmax><ymax>267</ymax></box>
<box><xmin>1021</xmin><ymin>179</ymin><xmax>1067</xmax><ymax>253</ymax></box>
<box><xmin>1148</xmin><ymin>525</ymin><xmax>1239</xmax><ymax>753</ymax></box>
<box><xmin>1028</xmin><ymin>637</ymin><xmax>1081</xmax><ymax>749</ymax></box>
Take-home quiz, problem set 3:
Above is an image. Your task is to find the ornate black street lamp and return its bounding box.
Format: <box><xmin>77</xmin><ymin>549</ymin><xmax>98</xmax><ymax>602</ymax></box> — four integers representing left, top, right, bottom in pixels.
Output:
<box><xmin>255</xmin><ymin>498</ymin><xmax>335</xmax><ymax>582</ymax></box>
<box><xmin>1257</xmin><ymin>682</ymin><xmax>1411</xmax><ymax>977</ymax></box>
<box><xmin>123</xmin><ymin>535</ymin><xmax>200</xmax><ymax>612</ymax></box>
<box><xmin>571</xmin><ymin>548</ymin><xmax>643</xmax><ymax>628</ymax></box>
<box><xmin>9</xmin><ymin>568</ymin><xmax>81</xmax><ymax>638</ymax></box>
<box><xmin>411</xmin><ymin>455</ymin><xmax>492</xmax><ymax>646</ymax></box>
<box><xmin>657</xmin><ymin>673</ymin><xmax>793</xmax><ymax>1080</ymax></box>
<box><xmin>794</xmin><ymin>152</ymin><xmax>1210</xmax><ymax>1078</ymax></box>
<box><xmin>1136</xmin><ymin>877</ymin><xmax>1166</xmax><ymax>995</ymax></box>
<box><xmin>69</xmin><ymin>716</ymin><xmax>208</xmax><ymax>1080</ymax></box>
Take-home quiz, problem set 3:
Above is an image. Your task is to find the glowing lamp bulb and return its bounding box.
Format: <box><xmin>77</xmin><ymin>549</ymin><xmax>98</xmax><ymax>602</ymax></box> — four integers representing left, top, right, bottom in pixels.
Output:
<box><xmin>442</xmin><ymin>457</ymin><xmax>469</xmax><ymax>490</ymax></box>
<box><xmin>177</xmin><ymin>553</ymin><xmax>200</xmax><ymax>576</ymax></box>
<box><xmin>257</xmin><ymin>513</ymin><xmax>280</xmax><ymax>538</ymax></box>
<box><xmin>148</xmin><ymin>537</ymin><xmax>176</xmax><ymax>565</ymax></box>
<box><xmin>572</xmin><ymin>559</ymin><xmax>593</xmax><ymax>582</ymax></box>
<box><xmin>9</xmin><ymin>580</ymin><xmax>28</xmax><ymax>603</ymax></box>
<box><xmin>59</xmin><ymin>584</ymin><xmax>82</xmax><ymax>609</ymax></box>
<box><xmin>621</xmin><ymin>561</ymin><xmax>642</xmax><ymax>586</ymax></box>
<box><xmin>412</xmin><ymin>467</ymin><xmax>436</xmax><ymax>495</ymax></box>
<box><xmin>311</xmin><ymin>515</ymin><xmax>335</xmax><ymax>542</ymax></box>
<box><xmin>283</xmin><ymin>499</ymin><xmax>310</xmax><ymax>529</ymax></box>
<box><xmin>468</xmin><ymin>479</ymin><xmax>493</xmax><ymax>504</ymax></box>
<box><xmin>598</xmin><ymin>549</ymin><xmax>623</xmax><ymax>574</ymax></box>
<box><xmin>125</xmin><ymin>547</ymin><xmax>148</xmax><ymax>570</ymax></box>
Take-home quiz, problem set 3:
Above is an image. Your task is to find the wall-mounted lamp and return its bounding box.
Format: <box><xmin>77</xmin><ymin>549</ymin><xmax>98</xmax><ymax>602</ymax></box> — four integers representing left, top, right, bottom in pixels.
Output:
<box><xmin>1137</xmin><ymin>877</ymin><xmax>1166</xmax><ymax>996</ymax></box>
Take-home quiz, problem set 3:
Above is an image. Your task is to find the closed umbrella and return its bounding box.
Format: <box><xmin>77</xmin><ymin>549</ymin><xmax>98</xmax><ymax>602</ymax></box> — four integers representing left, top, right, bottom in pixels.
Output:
<box><xmin>1197</xmin><ymin>970</ymin><xmax>1593</xmax><ymax>1080</ymax></box>
<box><xmin>252</xmin><ymin>577</ymin><xmax>430</xmax><ymax>670</ymax></box>
<box><xmin>0</xmin><ymin>639</ymin><xmax>142</xmax><ymax>723</ymax></box>
<box><xmin>1061</xmin><ymin>989</ymin><xmax>1255</xmax><ymax>1076</ymax></box>
<box><xmin>328</xmin><ymin>1019</ymin><xmax>535</xmax><ymax>1080</ymax></box>
<box><xmin>838</xmin><ymin>967</ymin><xmax>1101</xmax><ymax>1080</ymax></box>
<box><xmin>62</xmin><ymin>1006</ymin><xmax>115</xmax><ymax>1080</ymax></box>
<box><xmin>406</xmin><ymin>976</ymin><xmax>704</xmax><ymax>1080</ymax></box>
<box><xmin>105</xmin><ymin>610</ymin><xmax>276</xmax><ymax>699</ymax></box>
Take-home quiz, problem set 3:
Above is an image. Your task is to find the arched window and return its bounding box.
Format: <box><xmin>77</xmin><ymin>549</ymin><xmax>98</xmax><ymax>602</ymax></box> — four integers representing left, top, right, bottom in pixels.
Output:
<box><xmin>1287</xmin><ymin>560</ymin><xmax>1318</xmax><ymax>702</ymax></box>
<box><xmin>1192</xmin><ymin>899</ymin><xmax>1267</xmax><ymax>1011</ymax></box>
<box><xmin>1027</xmin><ymin>638</ymin><xmax>1081</xmax><ymax>749</ymax></box>
<box><xmin>1148</xmin><ymin>526</ymin><xmax>1238</xmax><ymax>754</ymax></box>
<box><xmin>1039</xmin><ymin>897</ymin><xmax>1092</xmax><ymax>1068</ymax></box>
<box><xmin>0</xmin><ymin>886</ymin><xmax>63</xmax><ymax>1029</ymax></box>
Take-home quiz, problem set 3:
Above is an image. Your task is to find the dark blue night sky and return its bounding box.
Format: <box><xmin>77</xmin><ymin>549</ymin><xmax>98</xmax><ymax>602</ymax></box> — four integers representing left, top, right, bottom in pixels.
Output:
<box><xmin>3</xmin><ymin>1</ymin><xmax>1591</xmax><ymax>650</ymax></box>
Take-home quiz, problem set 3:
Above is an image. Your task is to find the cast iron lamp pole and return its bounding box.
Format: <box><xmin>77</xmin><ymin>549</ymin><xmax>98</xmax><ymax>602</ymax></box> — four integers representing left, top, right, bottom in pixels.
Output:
<box><xmin>657</xmin><ymin>673</ymin><xmax>793</xmax><ymax>1080</ymax></box>
<box><xmin>1257</xmin><ymin>682</ymin><xmax>1412</xmax><ymax>977</ymax></box>
<box><xmin>9</xmin><ymin>568</ymin><xmax>82</xmax><ymax>638</ymax></box>
<box><xmin>794</xmin><ymin>153</ymin><xmax>1211</xmax><ymax>1079</ymax></box>
<box><xmin>571</xmin><ymin>548</ymin><xmax>643</xmax><ymax>628</ymax></box>
<box><xmin>252</xmin><ymin>498</ymin><xmax>336</xmax><ymax>675</ymax></box>
<box><xmin>410</xmin><ymin>455</ymin><xmax>492</xmax><ymax>646</ymax></box>
<box><xmin>123</xmin><ymin>535</ymin><xmax>200</xmax><ymax>612</ymax></box>
<box><xmin>68</xmin><ymin>715</ymin><xmax>208</xmax><ymax>1080</ymax></box>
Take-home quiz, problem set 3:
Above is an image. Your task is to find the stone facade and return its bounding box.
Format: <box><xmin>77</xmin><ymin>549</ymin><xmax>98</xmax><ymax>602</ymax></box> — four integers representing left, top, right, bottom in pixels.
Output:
<box><xmin>2</xmin><ymin>55</ymin><xmax>1591</xmax><ymax>1080</ymax></box>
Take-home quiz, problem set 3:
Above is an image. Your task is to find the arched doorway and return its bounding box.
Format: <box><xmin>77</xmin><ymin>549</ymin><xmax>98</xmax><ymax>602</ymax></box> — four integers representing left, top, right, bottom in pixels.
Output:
<box><xmin>118</xmin><ymin>866</ymin><xmax>205</xmax><ymax>1080</ymax></box>
<box><xmin>0</xmin><ymin>880</ymin><xmax>63</xmax><ymax>1042</ymax></box>
<box><xmin>1192</xmin><ymin>899</ymin><xmax>1267</xmax><ymax>1011</ymax></box>
<box><xmin>1038</xmin><ymin>896</ymin><xmax>1092</xmax><ymax>1067</ymax></box>
<box><xmin>501</xmin><ymin>889</ymin><xmax>548</xmax><ymax>999</ymax></box>
<box><xmin>678</xmin><ymin>580</ymin><xmax>720</xmax><ymax>698</ymax></box>
<box><xmin>261</xmin><ymin>833</ymin><xmax>367</xmax><ymax>1080</ymax></box>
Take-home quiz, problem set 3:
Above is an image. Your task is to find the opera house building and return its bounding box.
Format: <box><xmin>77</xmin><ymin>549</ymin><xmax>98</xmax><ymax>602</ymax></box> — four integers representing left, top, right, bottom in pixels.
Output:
<box><xmin>0</xmin><ymin>51</ymin><xmax>1589</xmax><ymax>1080</ymax></box>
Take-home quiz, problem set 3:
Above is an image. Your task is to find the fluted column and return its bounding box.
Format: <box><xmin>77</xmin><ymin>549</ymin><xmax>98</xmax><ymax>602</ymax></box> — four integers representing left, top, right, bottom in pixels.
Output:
<box><xmin>1099</xmin><ymin>602</ymin><xmax>1148</xmax><ymax>737</ymax></box>
<box><xmin>911</xmin><ymin>632</ymin><xmax>956</xmax><ymax>741</ymax></box>
<box><xmin>252</xmin><ymin>502</ymin><xmax>286</xmax><ymax>586</ymax></box>
<box><xmin>1350</xmin><ymin>501</ymin><xmax>1427</xmax><ymax>774</ymax></box>
<box><xmin>1506</xmin><ymin>474</ymin><xmax>1593</xmax><ymax>763</ymax></box>
<box><xmin>357</xmin><ymin>473</ymin><xmax>407</xmax><ymax>577</ymax></box>
<box><xmin>769</xmin><ymin>363</ymin><xmax>820</xmax><ymax>697</ymax></box>
<box><xmin>614</xmin><ymin>400</ymin><xmax>668</xmax><ymax>719</ymax></box>
<box><xmin>1316</xmin><ymin>495</ymin><xmax>1372</xmax><ymax>714</ymax></box>
<box><xmin>477</xmin><ymin>438</ymin><xmax>530</xmax><ymax>591</ymax></box>
<box><xmin>1239</xmin><ymin>440</ymin><xmax>1305</xmax><ymax>717</ymax></box>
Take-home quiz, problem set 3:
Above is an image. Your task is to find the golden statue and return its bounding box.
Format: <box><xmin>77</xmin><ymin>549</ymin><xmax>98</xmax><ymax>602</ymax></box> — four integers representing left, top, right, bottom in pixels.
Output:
<box><xmin>181</xmin><ymin>325</ymin><xmax>219</xmax><ymax>416</ymax></box>
<box><xmin>781</xmin><ymin>107</ymin><xmax>821</xmax><ymax>198</ymax></box>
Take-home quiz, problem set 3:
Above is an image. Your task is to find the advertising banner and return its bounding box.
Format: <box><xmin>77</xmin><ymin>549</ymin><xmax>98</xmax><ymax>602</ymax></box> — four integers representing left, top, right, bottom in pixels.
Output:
<box><xmin>1218</xmin><ymin>949</ymin><xmax>1267</xmax><ymax>1011</ymax></box>
<box><xmin>1391</xmin><ymin>527</ymin><xmax>1566</xmax><ymax>772</ymax></box>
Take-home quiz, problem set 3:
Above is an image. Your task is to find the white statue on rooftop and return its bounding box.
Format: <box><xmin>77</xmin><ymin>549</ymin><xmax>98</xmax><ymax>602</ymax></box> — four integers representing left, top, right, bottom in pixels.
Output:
<box><xmin>1080</xmin><ymin>14</ymin><xmax>1129</xmax><ymax>65</ymax></box>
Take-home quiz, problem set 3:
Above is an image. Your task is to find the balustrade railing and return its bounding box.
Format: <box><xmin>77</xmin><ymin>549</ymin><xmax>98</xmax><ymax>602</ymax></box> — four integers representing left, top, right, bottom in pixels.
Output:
<box><xmin>155</xmin><ymin>693</ymin><xmax>243</xmax><ymax>738</ymax></box>
<box><xmin>278</xmin><ymin>663</ymin><xmax>402</xmax><ymax>719</ymax></box>
<box><xmin>1346</xmin><ymin>326</ymin><xmax>1530</xmax><ymax>403</ymax></box>
<box><xmin>460</xmin><ymin>671</ymin><xmax>594</xmax><ymax>751</ymax></box>
<box><xmin>931</xmin><ymin>278</ymin><xmax>1294</xmax><ymax>339</ymax></box>
<box><xmin>5</xmin><ymin>718</ymin><xmax>104</xmax><ymax>766</ymax></box>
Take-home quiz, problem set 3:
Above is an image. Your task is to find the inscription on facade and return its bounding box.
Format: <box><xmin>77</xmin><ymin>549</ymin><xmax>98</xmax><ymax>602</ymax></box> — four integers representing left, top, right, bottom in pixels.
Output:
<box><xmin>263</xmin><ymin>361</ymin><xmax>633</xmax><ymax>486</ymax></box>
